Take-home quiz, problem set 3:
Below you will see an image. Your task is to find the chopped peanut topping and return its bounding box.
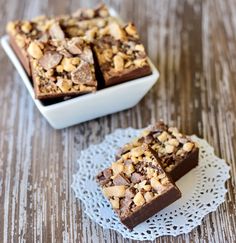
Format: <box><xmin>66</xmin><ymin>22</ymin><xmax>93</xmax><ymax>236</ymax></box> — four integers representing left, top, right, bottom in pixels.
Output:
<box><xmin>133</xmin><ymin>192</ymin><xmax>145</xmax><ymax>206</ymax></box>
<box><xmin>27</xmin><ymin>42</ymin><xmax>43</xmax><ymax>59</ymax></box>
<box><xmin>102</xmin><ymin>185</ymin><xmax>126</xmax><ymax>198</ymax></box>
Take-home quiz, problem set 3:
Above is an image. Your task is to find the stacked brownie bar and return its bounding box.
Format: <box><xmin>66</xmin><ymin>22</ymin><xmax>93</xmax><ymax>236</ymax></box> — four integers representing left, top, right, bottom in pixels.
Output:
<box><xmin>6</xmin><ymin>4</ymin><xmax>152</xmax><ymax>100</ymax></box>
<box><xmin>116</xmin><ymin>121</ymin><xmax>199</xmax><ymax>181</ymax></box>
<box><xmin>97</xmin><ymin>121</ymin><xmax>199</xmax><ymax>229</ymax></box>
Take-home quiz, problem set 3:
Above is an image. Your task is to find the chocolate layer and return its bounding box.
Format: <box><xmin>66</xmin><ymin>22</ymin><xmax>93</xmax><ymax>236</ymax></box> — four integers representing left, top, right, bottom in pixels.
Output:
<box><xmin>168</xmin><ymin>147</ymin><xmax>199</xmax><ymax>181</ymax></box>
<box><xmin>121</xmin><ymin>186</ymin><xmax>180</xmax><ymax>229</ymax></box>
<box><xmin>9</xmin><ymin>34</ymin><xmax>31</xmax><ymax>76</ymax></box>
<box><xmin>102</xmin><ymin>64</ymin><xmax>152</xmax><ymax>87</ymax></box>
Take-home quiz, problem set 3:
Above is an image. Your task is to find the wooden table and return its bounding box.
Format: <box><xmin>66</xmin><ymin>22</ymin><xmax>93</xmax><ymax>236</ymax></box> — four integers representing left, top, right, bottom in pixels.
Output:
<box><xmin>0</xmin><ymin>0</ymin><xmax>235</xmax><ymax>242</ymax></box>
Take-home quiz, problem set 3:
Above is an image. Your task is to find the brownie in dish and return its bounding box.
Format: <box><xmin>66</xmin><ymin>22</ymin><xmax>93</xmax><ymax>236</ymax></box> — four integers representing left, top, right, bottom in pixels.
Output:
<box><xmin>6</xmin><ymin>4</ymin><xmax>154</xmax><ymax>102</ymax></box>
<box><xmin>6</xmin><ymin>4</ymin><xmax>110</xmax><ymax>76</ymax></box>
<box><xmin>28</xmin><ymin>37</ymin><xmax>97</xmax><ymax>99</ymax></box>
<box><xmin>116</xmin><ymin>121</ymin><xmax>199</xmax><ymax>182</ymax></box>
<box><xmin>94</xmin><ymin>22</ymin><xmax>152</xmax><ymax>86</ymax></box>
<box><xmin>97</xmin><ymin>143</ymin><xmax>181</xmax><ymax>229</ymax></box>
<box><xmin>6</xmin><ymin>16</ymin><xmax>50</xmax><ymax>75</ymax></box>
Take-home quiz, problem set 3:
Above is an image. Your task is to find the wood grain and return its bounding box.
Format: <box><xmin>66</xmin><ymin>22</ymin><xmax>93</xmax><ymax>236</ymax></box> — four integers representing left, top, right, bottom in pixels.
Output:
<box><xmin>0</xmin><ymin>0</ymin><xmax>236</xmax><ymax>242</ymax></box>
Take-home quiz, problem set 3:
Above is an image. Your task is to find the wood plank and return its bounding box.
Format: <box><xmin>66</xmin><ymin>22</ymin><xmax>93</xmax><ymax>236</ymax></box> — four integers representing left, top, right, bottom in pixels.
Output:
<box><xmin>0</xmin><ymin>0</ymin><xmax>235</xmax><ymax>242</ymax></box>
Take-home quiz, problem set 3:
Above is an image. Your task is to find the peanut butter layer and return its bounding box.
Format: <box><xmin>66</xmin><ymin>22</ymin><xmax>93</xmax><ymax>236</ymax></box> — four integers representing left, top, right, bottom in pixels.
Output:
<box><xmin>94</xmin><ymin>22</ymin><xmax>152</xmax><ymax>86</ymax></box>
<box><xmin>116</xmin><ymin>121</ymin><xmax>199</xmax><ymax>181</ymax></box>
<box><xmin>28</xmin><ymin>37</ymin><xmax>97</xmax><ymax>99</ymax></box>
<box><xmin>97</xmin><ymin>143</ymin><xmax>181</xmax><ymax>229</ymax></box>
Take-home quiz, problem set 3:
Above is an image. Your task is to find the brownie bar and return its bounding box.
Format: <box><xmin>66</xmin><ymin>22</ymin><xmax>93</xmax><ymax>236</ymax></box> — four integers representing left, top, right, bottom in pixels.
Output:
<box><xmin>97</xmin><ymin>143</ymin><xmax>181</xmax><ymax>229</ymax></box>
<box><xmin>6</xmin><ymin>17</ymin><xmax>50</xmax><ymax>75</ymax></box>
<box><xmin>94</xmin><ymin>22</ymin><xmax>152</xmax><ymax>86</ymax></box>
<box><xmin>6</xmin><ymin>4</ymin><xmax>110</xmax><ymax>76</ymax></box>
<box><xmin>60</xmin><ymin>16</ymin><xmax>118</xmax><ymax>41</ymax></box>
<box><xmin>28</xmin><ymin>37</ymin><xmax>97</xmax><ymax>99</ymax></box>
<box><xmin>72</xmin><ymin>3</ymin><xmax>110</xmax><ymax>21</ymax></box>
<box><xmin>117</xmin><ymin>121</ymin><xmax>199</xmax><ymax>182</ymax></box>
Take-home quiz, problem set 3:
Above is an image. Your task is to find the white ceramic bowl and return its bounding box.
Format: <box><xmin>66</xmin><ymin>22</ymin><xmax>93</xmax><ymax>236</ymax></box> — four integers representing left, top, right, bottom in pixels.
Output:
<box><xmin>1</xmin><ymin>34</ymin><xmax>159</xmax><ymax>129</ymax></box>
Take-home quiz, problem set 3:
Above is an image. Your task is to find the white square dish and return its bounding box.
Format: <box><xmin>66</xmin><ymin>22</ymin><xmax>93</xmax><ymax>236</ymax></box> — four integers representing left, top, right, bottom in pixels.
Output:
<box><xmin>1</xmin><ymin>24</ymin><xmax>159</xmax><ymax>129</ymax></box>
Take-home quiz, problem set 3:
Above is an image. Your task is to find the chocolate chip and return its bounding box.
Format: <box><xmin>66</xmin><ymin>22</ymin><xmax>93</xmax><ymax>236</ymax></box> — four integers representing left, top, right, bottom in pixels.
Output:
<box><xmin>96</xmin><ymin>174</ymin><xmax>109</xmax><ymax>186</ymax></box>
<box><xmin>39</xmin><ymin>51</ymin><xmax>62</xmax><ymax>70</ymax></box>
<box><xmin>49</xmin><ymin>22</ymin><xmax>65</xmax><ymax>40</ymax></box>
<box><xmin>130</xmin><ymin>172</ymin><xmax>144</xmax><ymax>183</ymax></box>
<box><xmin>103</xmin><ymin>168</ymin><xmax>112</xmax><ymax>179</ymax></box>
<box><xmin>66</xmin><ymin>38</ymin><xmax>83</xmax><ymax>55</ymax></box>
<box><xmin>71</xmin><ymin>61</ymin><xmax>93</xmax><ymax>84</ymax></box>
<box><xmin>58</xmin><ymin>48</ymin><xmax>73</xmax><ymax>58</ymax></box>
<box><xmin>113</xmin><ymin>173</ymin><xmax>130</xmax><ymax>186</ymax></box>
<box><xmin>124</xmin><ymin>159</ymin><xmax>133</xmax><ymax>165</ymax></box>
<box><xmin>79</xmin><ymin>47</ymin><xmax>94</xmax><ymax>64</ymax></box>
<box><xmin>144</xmin><ymin>134</ymin><xmax>153</xmax><ymax>144</ymax></box>
<box><xmin>178</xmin><ymin>137</ymin><xmax>188</xmax><ymax>144</ymax></box>
<box><xmin>125</xmin><ymin>188</ymin><xmax>135</xmax><ymax>198</ymax></box>
<box><xmin>38</xmin><ymin>33</ymin><xmax>49</xmax><ymax>43</ymax></box>
<box><xmin>119</xmin><ymin>197</ymin><xmax>133</xmax><ymax>217</ymax></box>
<box><xmin>137</xmin><ymin>137</ymin><xmax>145</xmax><ymax>143</ymax></box>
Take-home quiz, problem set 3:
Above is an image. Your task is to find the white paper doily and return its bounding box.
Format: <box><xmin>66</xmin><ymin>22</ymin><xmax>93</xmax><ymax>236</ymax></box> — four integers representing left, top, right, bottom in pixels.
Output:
<box><xmin>71</xmin><ymin>128</ymin><xmax>230</xmax><ymax>240</ymax></box>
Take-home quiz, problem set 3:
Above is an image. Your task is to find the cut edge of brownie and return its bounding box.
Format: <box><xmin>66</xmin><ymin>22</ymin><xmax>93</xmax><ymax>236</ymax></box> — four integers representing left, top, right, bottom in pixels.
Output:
<box><xmin>168</xmin><ymin>146</ymin><xmax>199</xmax><ymax>182</ymax></box>
<box><xmin>121</xmin><ymin>185</ymin><xmax>181</xmax><ymax>229</ymax></box>
<box><xmin>9</xmin><ymin>33</ymin><xmax>31</xmax><ymax>76</ymax></box>
<box><xmin>102</xmin><ymin>63</ymin><xmax>152</xmax><ymax>86</ymax></box>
